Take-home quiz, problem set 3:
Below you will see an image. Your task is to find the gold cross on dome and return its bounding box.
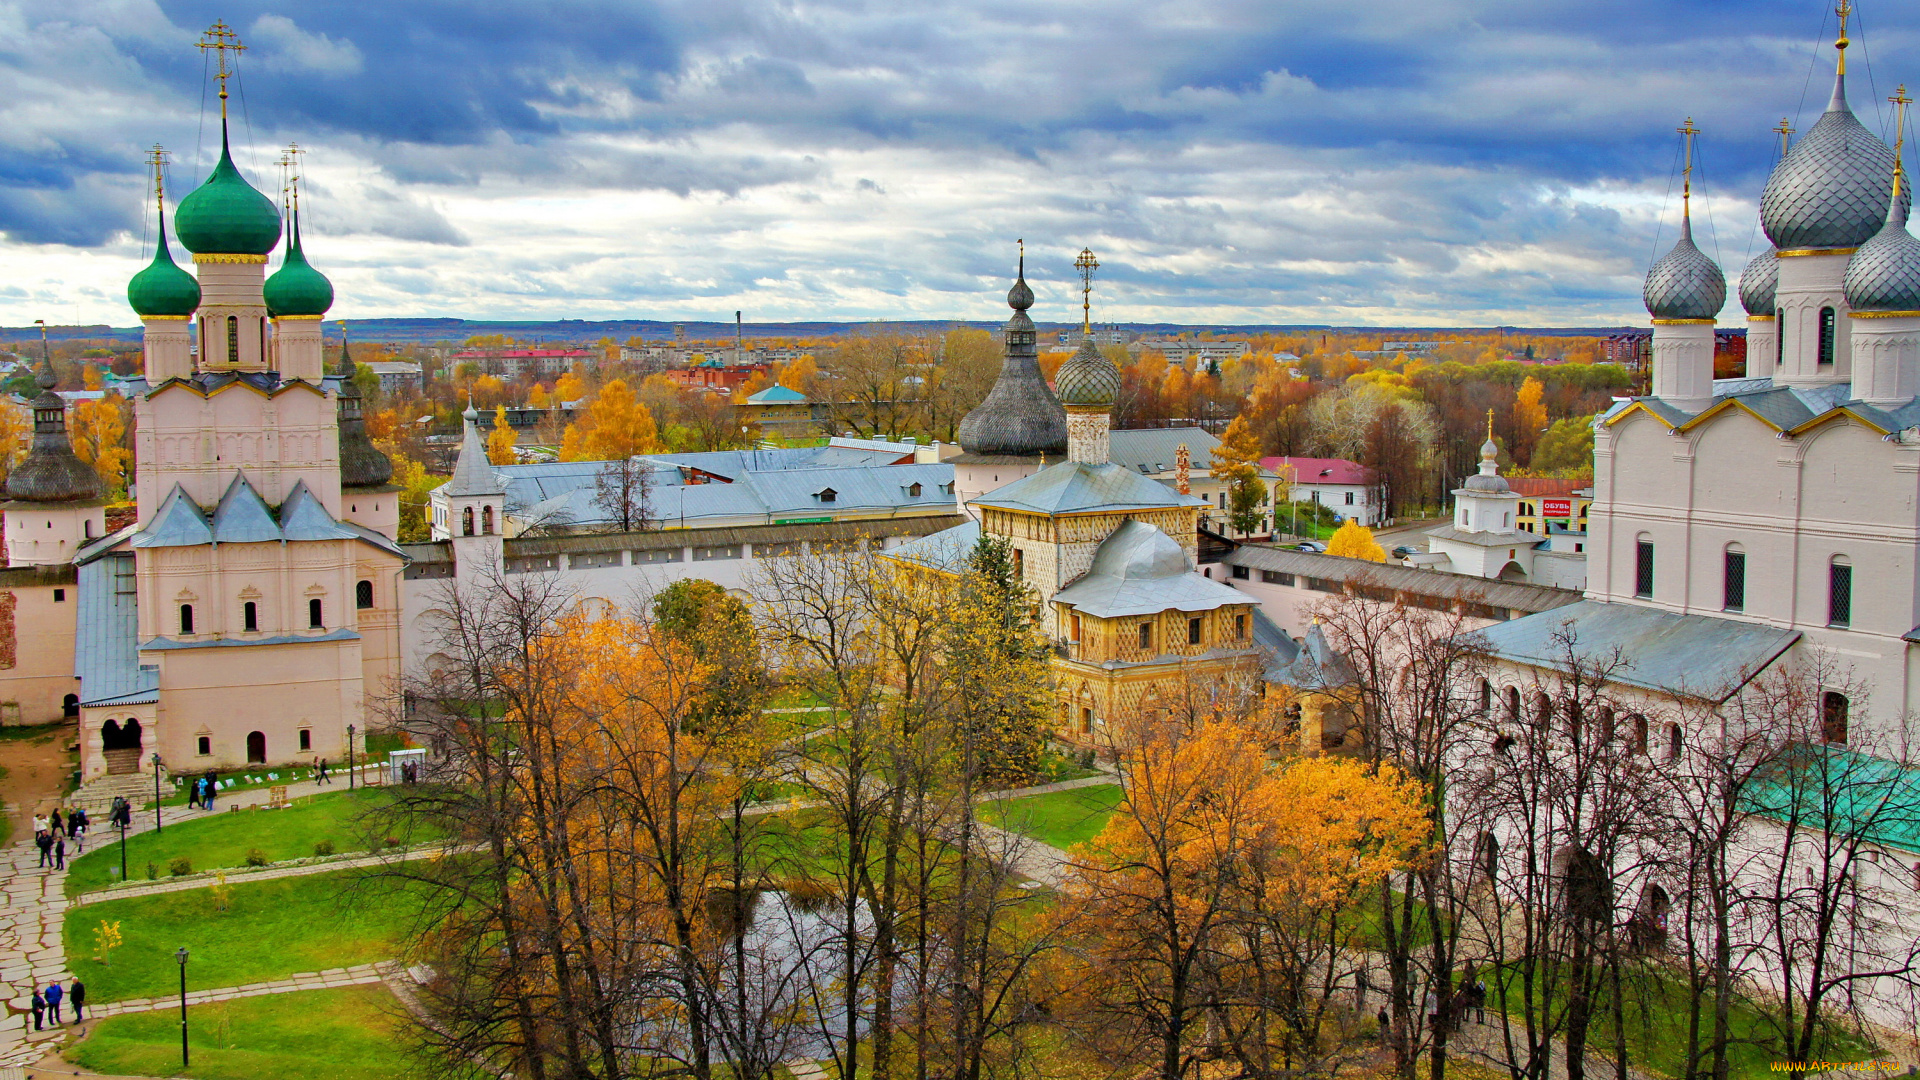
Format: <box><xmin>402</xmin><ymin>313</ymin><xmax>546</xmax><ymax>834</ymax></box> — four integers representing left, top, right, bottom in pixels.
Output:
<box><xmin>1074</xmin><ymin>247</ymin><xmax>1099</xmax><ymax>333</ymax></box>
<box><xmin>1677</xmin><ymin>117</ymin><xmax>1701</xmax><ymax>205</ymax></box>
<box><xmin>1773</xmin><ymin>117</ymin><xmax>1794</xmax><ymax>156</ymax></box>
<box><xmin>145</xmin><ymin>144</ymin><xmax>169</xmax><ymax>209</ymax></box>
<box><xmin>1893</xmin><ymin>86</ymin><xmax>1913</xmax><ymax>196</ymax></box>
<box><xmin>196</xmin><ymin>22</ymin><xmax>246</xmax><ymax>111</ymax></box>
<box><xmin>1836</xmin><ymin>2</ymin><xmax>1852</xmax><ymax>73</ymax></box>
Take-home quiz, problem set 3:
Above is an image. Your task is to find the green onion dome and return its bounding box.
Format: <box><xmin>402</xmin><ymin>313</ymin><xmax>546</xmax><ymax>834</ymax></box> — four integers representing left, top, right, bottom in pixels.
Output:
<box><xmin>264</xmin><ymin>207</ymin><xmax>333</xmax><ymax>317</ymax></box>
<box><xmin>126</xmin><ymin>217</ymin><xmax>200</xmax><ymax>317</ymax></box>
<box><xmin>175</xmin><ymin>125</ymin><xmax>281</xmax><ymax>256</ymax></box>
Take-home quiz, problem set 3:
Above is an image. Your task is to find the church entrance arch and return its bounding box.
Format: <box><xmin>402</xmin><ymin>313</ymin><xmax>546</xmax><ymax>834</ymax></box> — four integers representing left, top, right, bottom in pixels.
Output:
<box><xmin>101</xmin><ymin>718</ymin><xmax>143</xmax><ymax>774</ymax></box>
<box><xmin>246</xmin><ymin>731</ymin><xmax>267</xmax><ymax>764</ymax></box>
<box><xmin>63</xmin><ymin>694</ymin><xmax>79</xmax><ymax>718</ymax></box>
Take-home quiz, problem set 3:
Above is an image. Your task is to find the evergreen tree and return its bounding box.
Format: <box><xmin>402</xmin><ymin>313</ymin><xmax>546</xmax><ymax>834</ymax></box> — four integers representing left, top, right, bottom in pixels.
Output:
<box><xmin>947</xmin><ymin>535</ymin><xmax>1052</xmax><ymax>786</ymax></box>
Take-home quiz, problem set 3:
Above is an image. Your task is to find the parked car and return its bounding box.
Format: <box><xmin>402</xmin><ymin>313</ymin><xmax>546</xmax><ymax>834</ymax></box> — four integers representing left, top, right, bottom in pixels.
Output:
<box><xmin>1296</xmin><ymin>541</ymin><xmax>1326</xmax><ymax>553</ymax></box>
<box><xmin>1392</xmin><ymin>545</ymin><xmax>1422</xmax><ymax>559</ymax></box>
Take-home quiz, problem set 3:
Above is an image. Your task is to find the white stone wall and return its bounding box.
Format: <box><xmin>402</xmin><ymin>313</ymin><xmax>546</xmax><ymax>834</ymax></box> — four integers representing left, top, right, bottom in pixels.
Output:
<box><xmin>1650</xmin><ymin>322</ymin><xmax>1715</xmax><ymax>412</ymax></box>
<box><xmin>1849</xmin><ymin>314</ymin><xmax>1920</xmax><ymax>406</ymax></box>
<box><xmin>1745</xmin><ymin>315</ymin><xmax>1778</xmax><ymax>379</ymax></box>
<box><xmin>1774</xmin><ymin>250</ymin><xmax>1852</xmax><ymax>388</ymax></box>
<box><xmin>135</xmin><ymin>382</ymin><xmax>344</xmax><ymax>518</ymax></box>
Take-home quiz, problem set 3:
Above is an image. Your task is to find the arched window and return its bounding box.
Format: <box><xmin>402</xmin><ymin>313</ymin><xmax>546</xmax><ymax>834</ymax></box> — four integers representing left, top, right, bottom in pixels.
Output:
<box><xmin>1631</xmin><ymin>714</ymin><xmax>1649</xmax><ymax>756</ymax></box>
<box><xmin>1828</xmin><ymin>557</ymin><xmax>1852</xmax><ymax>627</ymax></box>
<box><xmin>356</xmin><ymin>580</ymin><xmax>375</xmax><ymax>609</ymax></box>
<box><xmin>308</xmin><ymin>598</ymin><xmax>324</xmax><ymax>629</ymax></box>
<box><xmin>1597</xmin><ymin>706</ymin><xmax>1616</xmax><ymax>744</ymax></box>
<box><xmin>1818</xmin><ymin>307</ymin><xmax>1836</xmax><ymax>366</ymax></box>
<box><xmin>1822</xmin><ymin>691</ymin><xmax>1849</xmax><ymax>744</ymax></box>
<box><xmin>1667</xmin><ymin>723</ymin><xmax>1683</xmax><ymax>761</ymax></box>
<box><xmin>462</xmin><ymin>506</ymin><xmax>475</xmax><ymax>536</ymax></box>
<box><xmin>226</xmin><ymin>315</ymin><xmax>240</xmax><ymax>365</ymax></box>
<box><xmin>179</xmin><ymin>603</ymin><xmax>194</xmax><ymax>635</ymax></box>
<box><xmin>1530</xmin><ymin>691</ymin><xmax>1551</xmax><ymax>726</ymax></box>
<box><xmin>62</xmin><ymin>693</ymin><xmax>79</xmax><ymax>718</ymax></box>
<box><xmin>1505</xmin><ymin>686</ymin><xmax>1522</xmax><ymax>723</ymax></box>
<box><xmin>1635</xmin><ymin>535</ymin><xmax>1655</xmax><ymax>598</ymax></box>
<box><xmin>243</xmin><ymin>601</ymin><xmax>258</xmax><ymax>632</ymax></box>
<box><xmin>482</xmin><ymin>505</ymin><xmax>495</xmax><ymax>535</ymax></box>
<box><xmin>1479</xmin><ymin>679</ymin><xmax>1493</xmax><ymax>714</ymax></box>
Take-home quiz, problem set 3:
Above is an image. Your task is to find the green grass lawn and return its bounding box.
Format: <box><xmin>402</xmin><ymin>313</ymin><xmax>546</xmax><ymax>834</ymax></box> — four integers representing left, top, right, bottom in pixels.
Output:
<box><xmin>978</xmin><ymin>784</ymin><xmax>1122</xmax><ymax>851</ymax></box>
<box><xmin>65</xmin><ymin>867</ymin><xmax>425</xmax><ymax>1002</ymax></box>
<box><xmin>69</xmin><ymin>984</ymin><xmax>426</xmax><ymax>1080</ymax></box>
<box><xmin>67</xmin><ymin>789</ymin><xmax>408</xmax><ymax>897</ymax></box>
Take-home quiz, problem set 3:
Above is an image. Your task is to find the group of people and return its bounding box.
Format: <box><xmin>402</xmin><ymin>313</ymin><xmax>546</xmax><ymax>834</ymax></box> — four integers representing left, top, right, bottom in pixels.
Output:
<box><xmin>30</xmin><ymin>978</ymin><xmax>85</xmax><ymax>1029</ymax></box>
<box><xmin>32</xmin><ymin>808</ymin><xmax>89</xmax><ymax>870</ymax></box>
<box><xmin>185</xmin><ymin>771</ymin><xmax>223</xmax><ymax>810</ymax></box>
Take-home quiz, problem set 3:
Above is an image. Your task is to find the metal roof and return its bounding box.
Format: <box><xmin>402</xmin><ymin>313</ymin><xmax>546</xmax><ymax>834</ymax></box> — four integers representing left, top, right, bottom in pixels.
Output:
<box><xmin>1221</xmin><ymin>544</ymin><xmax>1582</xmax><ymax>614</ymax></box>
<box><xmin>503</xmin><ymin>458</ymin><xmax>957</xmax><ymax>531</ymax></box>
<box><xmin>883</xmin><ymin>519</ymin><xmax>980</xmax><ymax>575</ymax></box>
<box><xmin>400</xmin><ymin>512</ymin><xmax>969</xmax><ymax>563</ymax></box>
<box><xmin>133</xmin><ymin>485</ymin><xmax>214</xmax><ymax>548</ymax></box>
<box><xmin>442</xmin><ymin>410</ymin><xmax>506</xmax><ymax>497</ymax></box>
<box><xmin>970</xmin><ymin>461</ymin><xmax>1203</xmax><ymax>516</ymax></box>
<box><xmin>281</xmin><ymin>481</ymin><xmax>363</xmax><ymax>543</ymax></box>
<box><xmin>1423</xmin><ymin>523</ymin><xmax>1543</xmax><ymax>549</ymax></box>
<box><xmin>211</xmin><ymin>474</ymin><xmax>281</xmax><ymax>544</ymax></box>
<box><xmin>1109</xmin><ymin>427</ymin><xmax>1219</xmax><ymax>476</ymax></box>
<box><xmin>744</xmin><ymin>384</ymin><xmax>807</xmax><ymax>404</ymax></box>
<box><xmin>141</xmin><ymin>627</ymin><xmax>362</xmax><ymax>651</ymax></box>
<box><xmin>1474</xmin><ymin>600</ymin><xmax>1800</xmax><ymax>702</ymax></box>
<box><xmin>1051</xmin><ymin>520</ymin><xmax>1245</xmax><ymax>618</ymax></box>
<box><xmin>1266</xmin><ymin>622</ymin><xmax>1355</xmax><ymax>692</ymax></box>
<box><xmin>75</xmin><ymin>550</ymin><xmax>158</xmax><ymax>708</ymax></box>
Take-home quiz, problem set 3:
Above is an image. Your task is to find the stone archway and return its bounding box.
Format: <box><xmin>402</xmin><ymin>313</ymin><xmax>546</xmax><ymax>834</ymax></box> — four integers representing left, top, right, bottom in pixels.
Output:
<box><xmin>101</xmin><ymin>718</ymin><xmax>144</xmax><ymax>774</ymax></box>
<box><xmin>246</xmin><ymin>731</ymin><xmax>267</xmax><ymax>764</ymax></box>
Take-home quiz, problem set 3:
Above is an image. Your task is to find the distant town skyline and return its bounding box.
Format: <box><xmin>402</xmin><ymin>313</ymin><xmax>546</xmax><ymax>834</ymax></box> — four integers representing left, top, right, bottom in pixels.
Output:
<box><xmin>0</xmin><ymin>0</ymin><xmax>1915</xmax><ymax>328</ymax></box>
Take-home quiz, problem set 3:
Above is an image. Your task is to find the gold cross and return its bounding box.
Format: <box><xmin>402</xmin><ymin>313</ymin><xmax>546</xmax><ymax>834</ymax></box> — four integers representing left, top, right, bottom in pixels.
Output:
<box><xmin>278</xmin><ymin>142</ymin><xmax>305</xmax><ymax>214</ymax></box>
<box><xmin>1836</xmin><ymin>2</ymin><xmax>1852</xmax><ymax>73</ymax></box>
<box><xmin>1486</xmin><ymin>407</ymin><xmax>1495</xmax><ymax>442</ymax></box>
<box><xmin>1675</xmin><ymin>118</ymin><xmax>1701</xmax><ymax>210</ymax></box>
<box><xmin>145</xmin><ymin>144</ymin><xmax>169</xmax><ymax>210</ymax></box>
<box><xmin>1074</xmin><ymin>247</ymin><xmax>1099</xmax><ymax>333</ymax></box>
<box><xmin>1894</xmin><ymin>86</ymin><xmax>1913</xmax><ymax>197</ymax></box>
<box><xmin>1773</xmin><ymin>118</ymin><xmax>1795</xmax><ymax>157</ymax></box>
<box><xmin>196</xmin><ymin>21</ymin><xmax>246</xmax><ymax>113</ymax></box>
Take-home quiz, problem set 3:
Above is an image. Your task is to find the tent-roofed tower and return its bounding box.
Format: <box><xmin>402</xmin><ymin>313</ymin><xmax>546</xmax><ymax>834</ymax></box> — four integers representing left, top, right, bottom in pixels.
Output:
<box><xmin>2</xmin><ymin>357</ymin><xmax>107</xmax><ymax>567</ymax></box>
<box><xmin>950</xmin><ymin>244</ymin><xmax>1069</xmax><ymax>508</ymax></box>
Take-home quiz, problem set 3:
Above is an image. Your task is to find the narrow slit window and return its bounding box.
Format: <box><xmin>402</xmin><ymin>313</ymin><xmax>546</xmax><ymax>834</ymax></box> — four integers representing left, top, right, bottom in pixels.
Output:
<box><xmin>1635</xmin><ymin>539</ymin><xmax>1655</xmax><ymax>598</ymax></box>
<box><xmin>227</xmin><ymin>315</ymin><xmax>240</xmax><ymax>365</ymax></box>
<box><xmin>1828</xmin><ymin>561</ymin><xmax>1852</xmax><ymax>627</ymax></box>
<box><xmin>179</xmin><ymin>603</ymin><xmax>194</xmax><ymax>635</ymax></box>
<box><xmin>309</xmin><ymin>597</ymin><xmax>324</xmax><ymax>629</ymax></box>
<box><xmin>243</xmin><ymin>601</ymin><xmax>258</xmax><ymax>632</ymax></box>
<box><xmin>1723</xmin><ymin>549</ymin><xmax>1746</xmax><ymax>612</ymax></box>
<box><xmin>1818</xmin><ymin>307</ymin><xmax>1836</xmax><ymax>366</ymax></box>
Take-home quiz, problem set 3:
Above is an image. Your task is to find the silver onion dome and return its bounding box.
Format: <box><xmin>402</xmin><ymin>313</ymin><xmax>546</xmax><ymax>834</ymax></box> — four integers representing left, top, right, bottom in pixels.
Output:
<box><xmin>1761</xmin><ymin>74</ymin><xmax>1907</xmax><ymax>251</ymax></box>
<box><xmin>1739</xmin><ymin>248</ymin><xmax>1779</xmax><ymax>315</ymax></box>
<box><xmin>1843</xmin><ymin>191</ymin><xmax>1920</xmax><ymax>312</ymax></box>
<box><xmin>1644</xmin><ymin>216</ymin><xmax>1726</xmax><ymax>320</ymax></box>
<box><xmin>1054</xmin><ymin>334</ymin><xmax>1122</xmax><ymax>407</ymax></box>
<box><xmin>955</xmin><ymin>257</ymin><xmax>1068</xmax><ymax>455</ymax></box>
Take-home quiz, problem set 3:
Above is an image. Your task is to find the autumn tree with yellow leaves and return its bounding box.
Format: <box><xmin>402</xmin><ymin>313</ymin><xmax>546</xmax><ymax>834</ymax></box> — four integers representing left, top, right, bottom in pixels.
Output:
<box><xmin>69</xmin><ymin>392</ymin><xmax>131</xmax><ymax>499</ymax></box>
<box><xmin>1209</xmin><ymin>414</ymin><xmax>1270</xmax><ymax>536</ymax></box>
<box><xmin>1324</xmin><ymin>519</ymin><xmax>1387</xmax><ymax>562</ymax></box>
<box><xmin>485</xmin><ymin>404</ymin><xmax>517</xmax><ymax>465</ymax></box>
<box><xmin>1060</xmin><ymin>710</ymin><xmax>1429</xmax><ymax>1080</ymax></box>
<box><xmin>559</xmin><ymin>379</ymin><xmax>664</xmax><ymax>462</ymax></box>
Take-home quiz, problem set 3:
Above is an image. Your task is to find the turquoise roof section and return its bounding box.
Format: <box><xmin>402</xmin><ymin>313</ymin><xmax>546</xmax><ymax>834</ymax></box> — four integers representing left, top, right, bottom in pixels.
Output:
<box><xmin>211</xmin><ymin>474</ymin><xmax>281</xmax><ymax>544</ymax></box>
<box><xmin>1745</xmin><ymin>746</ymin><xmax>1920</xmax><ymax>856</ymax></box>
<box><xmin>75</xmin><ymin>548</ymin><xmax>159</xmax><ymax>708</ymax></box>
<box><xmin>133</xmin><ymin>485</ymin><xmax>214</xmax><ymax>548</ymax></box>
<box><xmin>745</xmin><ymin>384</ymin><xmax>808</xmax><ymax>404</ymax></box>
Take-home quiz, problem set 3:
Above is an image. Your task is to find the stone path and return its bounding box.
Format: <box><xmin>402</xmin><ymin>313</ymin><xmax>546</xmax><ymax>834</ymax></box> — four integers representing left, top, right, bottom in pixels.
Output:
<box><xmin>0</xmin><ymin>775</ymin><xmax>361</xmax><ymax>1066</ymax></box>
<box><xmin>78</xmin><ymin>962</ymin><xmax>391</xmax><ymax>1021</ymax></box>
<box><xmin>71</xmin><ymin>844</ymin><xmax>457</xmax><ymax>907</ymax></box>
<box><xmin>787</xmin><ymin>1057</ymin><xmax>832</xmax><ymax>1080</ymax></box>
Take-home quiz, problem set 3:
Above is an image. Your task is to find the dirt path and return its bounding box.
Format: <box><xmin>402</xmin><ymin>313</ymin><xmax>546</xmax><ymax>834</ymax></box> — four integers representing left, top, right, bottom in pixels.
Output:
<box><xmin>0</xmin><ymin>722</ymin><xmax>78</xmax><ymax>845</ymax></box>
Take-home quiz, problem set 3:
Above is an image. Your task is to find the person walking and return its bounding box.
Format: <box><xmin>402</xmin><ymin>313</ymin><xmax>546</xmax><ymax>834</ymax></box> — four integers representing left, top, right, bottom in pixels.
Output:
<box><xmin>68</xmin><ymin>979</ymin><xmax>86</xmax><ymax>1023</ymax></box>
<box><xmin>1473</xmin><ymin>978</ymin><xmax>1487</xmax><ymax>1024</ymax></box>
<box><xmin>316</xmin><ymin>757</ymin><xmax>330</xmax><ymax>785</ymax></box>
<box><xmin>53</xmin><ymin>832</ymin><xmax>65</xmax><ymax>871</ymax></box>
<box><xmin>187</xmin><ymin>776</ymin><xmax>200</xmax><ymax>809</ymax></box>
<box><xmin>36</xmin><ymin>829</ymin><xmax>52</xmax><ymax>868</ymax></box>
<box><xmin>30</xmin><ymin>988</ymin><xmax>44</xmax><ymax>1031</ymax></box>
<box><xmin>44</xmin><ymin>980</ymin><xmax>62</xmax><ymax>1024</ymax></box>
<box><xmin>48</xmin><ymin>808</ymin><xmax>63</xmax><ymax>838</ymax></box>
<box><xmin>70</xmin><ymin>809</ymin><xmax>86</xmax><ymax>853</ymax></box>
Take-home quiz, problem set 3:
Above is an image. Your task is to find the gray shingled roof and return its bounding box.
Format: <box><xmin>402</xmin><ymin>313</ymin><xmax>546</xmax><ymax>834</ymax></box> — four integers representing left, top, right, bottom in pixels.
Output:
<box><xmin>212</xmin><ymin>475</ymin><xmax>282</xmax><ymax>544</ymax></box>
<box><xmin>134</xmin><ymin>485</ymin><xmax>214</xmax><ymax>548</ymax></box>
<box><xmin>1761</xmin><ymin>72</ymin><xmax>1907</xmax><ymax>251</ymax></box>
<box><xmin>1051</xmin><ymin>520</ymin><xmax>1245</xmax><ymax>617</ymax></box>
<box><xmin>956</xmin><ymin>266</ymin><xmax>1068</xmax><ymax>455</ymax></box>
<box><xmin>75</xmin><ymin>549</ymin><xmax>158</xmax><ymax>708</ymax></box>
<box><xmin>1475</xmin><ymin>600</ymin><xmax>1801</xmax><ymax>702</ymax></box>
<box><xmin>970</xmin><ymin>461</ymin><xmax>1203</xmax><ymax>516</ymax></box>
<box><xmin>442</xmin><ymin>409</ymin><xmax>506</xmax><ymax>497</ymax></box>
<box><xmin>1267</xmin><ymin>622</ymin><xmax>1356</xmax><ymax>693</ymax></box>
<box><xmin>884</xmin><ymin>519</ymin><xmax>980</xmax><ymax>575</ymax></box>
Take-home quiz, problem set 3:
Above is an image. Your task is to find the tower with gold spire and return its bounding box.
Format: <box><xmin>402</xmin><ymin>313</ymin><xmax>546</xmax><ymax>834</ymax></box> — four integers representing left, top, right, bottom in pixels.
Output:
<box><xmin>69</xmin><ymin>22</ymin><xmax>402</xmax><ymax>786</ymax></box>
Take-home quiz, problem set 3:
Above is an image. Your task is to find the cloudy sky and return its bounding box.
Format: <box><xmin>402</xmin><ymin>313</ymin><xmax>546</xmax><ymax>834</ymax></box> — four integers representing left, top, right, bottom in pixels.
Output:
<box><xmin>0</xmin><ymin>0</ymin><xmax>1915</xmax><ymax>328</ymax></box>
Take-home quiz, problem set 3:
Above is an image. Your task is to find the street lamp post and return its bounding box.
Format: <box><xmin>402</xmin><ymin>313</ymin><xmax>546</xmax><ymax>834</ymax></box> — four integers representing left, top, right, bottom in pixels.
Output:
<box><xmin>176</xmin><ymin>947</ymin><xmax>189</xmax><ymax>1067</ymax></box>
<box><xmin>151</xmin><ymin>753</ymin><xmax>163</xmax><ymax>834</ymax></box>
<box><xmin>347</xmin><ymin>724</ymin><xmax>356</xmax><ymax>790</ymax></box>
<box><xmin>118</xmin><ymin>814</ymin><xmax>128</xmax><ymax>882</ymax></box>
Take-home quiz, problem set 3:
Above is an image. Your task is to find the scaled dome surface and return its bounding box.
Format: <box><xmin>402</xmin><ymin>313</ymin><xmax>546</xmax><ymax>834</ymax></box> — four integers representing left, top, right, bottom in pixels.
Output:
<box><xmin>1643</xmin><ymin>219</ymin><xmax>1726</xmax><ymax>320</ymax></box>
<box><xmin>127</xmin><ymin>220</ymin><xmax>200</xmax><ymax>317</ymax></box>
<box><xmin>1739</xmin><ymin>248</ymin><xmax>1778</xmax><ymax>316</ymax></box>
<box><xmin>175</xmin><ymin>132</ymin><xmax>282</xmax><ymax>256</ymax></box>
<box><xmin>264</xmin><ymin>212</ymin><xmax>334</xmax><ymax>317</ymax></box>
<box><xmin>1843</xmin><ymin>195</ymin><xmax>1920</xmax><ymax>313</ymax></box>
<box><xmin>1054</xmin><ymin>335</ymin><xmax>1123</xmax><ymax>406</ymax></box>
<box><xmin>1760</xmin><ymin>78</ymin><xmax>1906</xmax><ymax>251</ymax></box>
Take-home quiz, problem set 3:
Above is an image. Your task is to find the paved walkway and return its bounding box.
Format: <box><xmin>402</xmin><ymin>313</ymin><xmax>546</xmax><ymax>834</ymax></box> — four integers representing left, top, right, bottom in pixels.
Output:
<box><xmin>0</xmin><ymin>775</ymin><xmax>356</xmax><ymax>1067</ymax></box>
<box><xmin>81</xmin><ymin>962</ymin><xmax>391</xmax><ymax>1021</ymax></box>
<box><xmin>71</xmin><ymin>844</ymin><xmax>458</xmax><ymax>907</ymax></box>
